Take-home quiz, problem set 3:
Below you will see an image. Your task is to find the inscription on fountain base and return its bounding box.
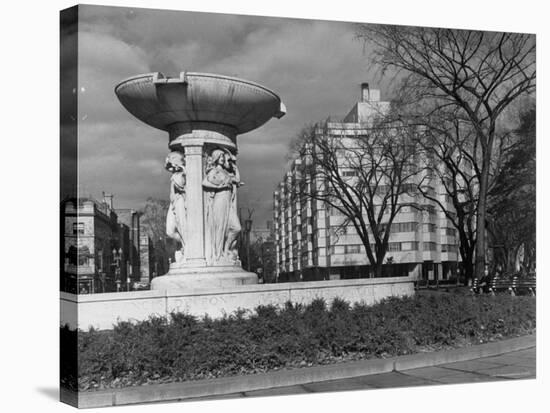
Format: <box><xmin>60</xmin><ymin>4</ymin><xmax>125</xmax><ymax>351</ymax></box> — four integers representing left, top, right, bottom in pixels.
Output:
<box><xmin>61</xmin><ymin>276</ymin><xmax>415</xmax><ymax>330</ymax></box>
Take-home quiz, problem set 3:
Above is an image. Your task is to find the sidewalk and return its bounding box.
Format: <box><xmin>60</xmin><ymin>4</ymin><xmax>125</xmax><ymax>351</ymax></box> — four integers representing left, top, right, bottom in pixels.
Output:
<box><xmin>71</xmin><ymin>335</ymin><xmax>535</xmax><ymax>408</ymax></box>
<box><xmin>218</xmin><ymin>346</ymin><xmax>536</xmax><ymax>399</ymax></box>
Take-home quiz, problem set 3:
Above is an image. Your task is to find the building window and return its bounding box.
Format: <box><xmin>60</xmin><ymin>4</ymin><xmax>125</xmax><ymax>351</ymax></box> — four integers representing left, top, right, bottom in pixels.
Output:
<box><xmin>445</xmin><ymin>228</ymin><xmax>457</xmax><ymax>236</ymax></box>
<box><xmin>78</xmin><ymin>254</ymin><xmax>89</xmax><ymax>266</ymax></box>
<box><xmin>67</xmin><ymin>245</ymin><xmax>78</xmax><ymax>265</ymax></box>
<box><xmin>394</xmin><ymin>222</ymin><xmax>418</xmax><ymax>232</ymax></box>
<box><xmin>67</xmin><ymin>245</ymin><xmax>90</xmax><ymax>266</ymax></box>
<box><xmin>345</xmin><ymin>245</ymin><xmax>361</xmax><ymax>254</ymax></box>
<box><xmin>441</xmin><ymin>244</ymin><xmax>458</xmax><ymax>253</ymax></box>
<box><xmin>423</xmin><ymin>242</ymin><xmax>437</xmax><ymax>251</ymax></box>
<box><xmin>424</xmin><ymin>168</ymin><xmax>435</xmax><ymax>179</ymax></box>
<box><xmin>423</xmin><ymin>205</ymin><xmax>436</xmax><ymax>214</ymax></box>
<box><xmin>401</xmin><ymin>183</ymin><xmax>418</xmax><ymax>194</ymax></box>
<box><xmin>330</xmin><ymin>226</ymin><xmax>348</xmax><ymax>237</ymax></box>
<box><xmin>400</xmin><ymin>203</ymin><xmax>420</xmax><ymax>213</ymax></box>
<box><xmin>328</xmin><ymin>206</ymin><xmax>345</xmax><ymax>216</ymax></box>
<box><xmin>388</xmin><ymin>242</ymin><xmax>402</xmax><ymax>252</ymax></box>
<box><xmin>424</xmin><ymin>223</ymin><xmax>436</xmax><ymax>233</ymax></box>
<box><xmin>402</xmin><ymin>241</ymin><xmax>419</xmax><ymax>251</ymax></box>
<box><xmin>73</xmin><ymin>222</ymin><xmax>85</xmax><ymax>235</ymax></box>
<box><xmin>421</xmin><ymin>186</ymin><xmax>436</xmax><ymax>197</ymax></box>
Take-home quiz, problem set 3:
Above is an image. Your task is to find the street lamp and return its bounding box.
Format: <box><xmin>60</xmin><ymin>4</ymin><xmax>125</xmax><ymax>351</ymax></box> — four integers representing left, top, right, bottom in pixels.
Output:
<box><xmin>245</xmin><ymin>218</ymin><xmax>253</xmax><ymax>271</ymax></box>
<box><xmin>113</xmin><ymin>247</ymin><xmax>122</xmax><ymax>292</ymax></box>
<box><xmin>100</xmin><ymin>271</ymin><xmax>106</xmax><ymax>293</ymax></box>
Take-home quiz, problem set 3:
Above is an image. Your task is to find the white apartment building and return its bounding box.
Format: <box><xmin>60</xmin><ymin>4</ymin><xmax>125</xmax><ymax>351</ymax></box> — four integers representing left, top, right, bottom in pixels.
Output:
<box><xmin>273</xmin><ymin>84</ymin><xmax>460</xmax><ymax>282</ymax></box>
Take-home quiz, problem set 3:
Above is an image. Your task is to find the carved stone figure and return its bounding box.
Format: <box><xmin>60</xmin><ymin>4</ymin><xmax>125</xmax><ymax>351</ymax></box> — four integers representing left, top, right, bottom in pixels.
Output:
<box><xmin>203</xmin><ymin>148</ymin><xmax>242</xmax><ymax>264</ymax></box>
<box><xmin>165</xmin><ymin>151</ymin><xmax>187</xmax><ymax>261</ymax></box>
<box><xmin>224</xmin><ymin>152</ymin><xmax>242</xmax><ymax>260</ymax></box>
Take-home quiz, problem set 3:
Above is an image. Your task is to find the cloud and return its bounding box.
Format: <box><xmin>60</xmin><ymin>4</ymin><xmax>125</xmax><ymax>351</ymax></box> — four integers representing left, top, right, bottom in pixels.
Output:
<box><xmin>73</xmin><ymin>5</ymin><xmax>391</xmax><ymax>223</ymax></box>
<box><xmin>78</xmin><ymin>30</ymin><xmax>151</xmax><ymax>124</ymax></box>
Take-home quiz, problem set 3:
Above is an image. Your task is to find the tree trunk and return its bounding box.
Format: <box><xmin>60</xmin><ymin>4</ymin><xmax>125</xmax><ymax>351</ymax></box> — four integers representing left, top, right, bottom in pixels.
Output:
<box><xmin>375</xmin><ymin>249</ymin><xmax>386</xmax><ymax>278</ymax></box>
<box><xmin>475</xmin><ymin>153</ymin><xmax>491</xmax><ymax>280</ymax></box>
<box><xmin>506</xmin><ymin>247</ymin><xmax>517</xmax><ymax>273</ymax></box>
<box><xmin>463</xmin><ymin>254</ymin><xmax>474</xmax><ymax>285</ymax></box>
<box><xmin>458</xmin><ymin>236</ymin><xmax>475</xmax><ymax>284</ymax></box>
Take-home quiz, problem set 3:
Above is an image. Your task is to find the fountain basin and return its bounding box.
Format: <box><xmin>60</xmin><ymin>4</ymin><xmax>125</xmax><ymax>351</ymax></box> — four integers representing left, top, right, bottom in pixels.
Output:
<box><xmin>115</xmin><ymin>72</ymin><xmax>286</xmax><ymax>135</ymax></box>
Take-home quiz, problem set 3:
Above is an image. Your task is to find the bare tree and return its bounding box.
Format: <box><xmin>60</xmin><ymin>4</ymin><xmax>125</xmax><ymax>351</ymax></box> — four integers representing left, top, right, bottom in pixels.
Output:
<box><xmin>487</xmin><ymin>104</ymin><xmax>536</xmax><ymax>273</ymax></box>
<box><xmin>297</xmin><ymin>118</ymin><xmax>419</xmax><ymax>277</ymax></box>
<box><xmin>139</xmin><ymin>197</ymin><xmax>175</xmax><ymax>276</ymax></box>
<box><xmin>413</xmin><ymin>110</ymin><xmax>479</xmax><ymax>282</ymax></box>
<box><xmin>357</xmin><ymin>26</ymin><xmax>536</xmax><ymax>280</ymax></box>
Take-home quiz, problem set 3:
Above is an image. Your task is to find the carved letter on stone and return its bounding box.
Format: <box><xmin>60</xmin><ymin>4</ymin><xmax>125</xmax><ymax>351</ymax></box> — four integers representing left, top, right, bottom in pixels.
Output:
<box><xmin>165</xmin><ymin>151</ymin><xmax>187</xmax><ymax>262</ymax></box>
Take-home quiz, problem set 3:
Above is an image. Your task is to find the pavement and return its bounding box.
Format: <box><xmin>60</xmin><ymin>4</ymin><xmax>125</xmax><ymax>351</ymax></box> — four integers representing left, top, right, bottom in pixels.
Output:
<box><xmin>187</xmin><ymin>346</ymin><xmax>536</xmax><ymax>401</ymax></box>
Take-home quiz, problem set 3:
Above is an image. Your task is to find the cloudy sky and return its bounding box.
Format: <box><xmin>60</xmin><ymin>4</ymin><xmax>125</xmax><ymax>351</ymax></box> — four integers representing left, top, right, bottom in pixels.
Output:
<box><xmin>74</xmin><ymin>4</ymin><xmax>391</xmax><ymax>226</ymax></box>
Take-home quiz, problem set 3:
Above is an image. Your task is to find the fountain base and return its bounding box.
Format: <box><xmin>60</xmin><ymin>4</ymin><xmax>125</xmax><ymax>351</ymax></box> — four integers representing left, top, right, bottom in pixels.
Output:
<box><xmin>151</xmin><ymin>265</ymin><xmax>258</xmax><ymax>291</ymax></box>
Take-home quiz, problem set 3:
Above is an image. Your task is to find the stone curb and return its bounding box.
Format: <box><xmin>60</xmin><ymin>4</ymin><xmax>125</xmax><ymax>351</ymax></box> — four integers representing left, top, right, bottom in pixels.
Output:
<box><xmin>70</xmin><ymin>334</ymin><xmax>535</xmax><ymax>408</ymax></box>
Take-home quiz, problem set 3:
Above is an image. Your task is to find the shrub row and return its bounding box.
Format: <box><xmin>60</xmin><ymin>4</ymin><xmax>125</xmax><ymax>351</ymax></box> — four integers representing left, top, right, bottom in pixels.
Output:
<box><xmin>63</xmin><ymin>293</ymin><xmax>535</xmax><ymax>391</ymax></box>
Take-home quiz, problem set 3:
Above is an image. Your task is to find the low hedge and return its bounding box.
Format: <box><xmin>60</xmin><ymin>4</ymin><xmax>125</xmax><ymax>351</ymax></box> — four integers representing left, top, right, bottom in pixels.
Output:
<box><xmin>63</xmin><ymin>293</ymin><xmax>535</xmax><ymax>391</ymax></box>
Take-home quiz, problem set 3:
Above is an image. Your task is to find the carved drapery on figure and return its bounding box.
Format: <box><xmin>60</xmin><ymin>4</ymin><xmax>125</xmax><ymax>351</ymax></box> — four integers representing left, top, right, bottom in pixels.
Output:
<box><xmin>165</xmin><ymin>151</ymin><xmax>187</xmax><ymax>262</ymax></box>
<box><xmin>203</xmin><ymin>147</ymin><xmax>242</xmax><ymax>265</ymax></box>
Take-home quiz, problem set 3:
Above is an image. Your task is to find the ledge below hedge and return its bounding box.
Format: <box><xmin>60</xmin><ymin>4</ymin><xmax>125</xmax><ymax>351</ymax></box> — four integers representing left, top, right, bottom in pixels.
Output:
<box><xmin>63</xmin><ymin>334</ymin><xmax>536</xmax><ymax>408</ymax></box>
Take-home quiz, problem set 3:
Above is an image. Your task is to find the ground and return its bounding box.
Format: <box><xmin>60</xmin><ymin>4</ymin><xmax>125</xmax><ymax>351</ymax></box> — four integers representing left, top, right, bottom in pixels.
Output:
<box><xmin>187</xmin><ymin>346</ymin><xmax>536</xmax><ymax>401</ymax></box>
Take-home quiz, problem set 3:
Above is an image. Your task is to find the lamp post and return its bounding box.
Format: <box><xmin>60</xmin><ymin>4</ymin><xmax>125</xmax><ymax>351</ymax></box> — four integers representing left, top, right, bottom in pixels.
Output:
<box><xmin>127</xmin><ymin>261</ymin><xmax>132</xmax><ymax>291</ymax></box>
<box><xmin>456</xmin><ymin>251</ymin><xmax>460</xmax><ymax>286</ymax></box>
<box><xmin>113</xmin><ymin>247</ymin><xmax>122</xmax><ymax>292</ymax></box>
<box><xmin>244</xmin><ymin>218</ymin><xmax>252</xmax><ymax>272</ymax></box>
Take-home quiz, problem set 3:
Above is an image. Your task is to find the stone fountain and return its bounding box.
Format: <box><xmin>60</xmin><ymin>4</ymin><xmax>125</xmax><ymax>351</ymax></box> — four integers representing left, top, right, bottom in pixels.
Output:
<box><xmin>115</xmin><ymin>71</ymin><xmax>286</xmax><ymax>291</ymax></box>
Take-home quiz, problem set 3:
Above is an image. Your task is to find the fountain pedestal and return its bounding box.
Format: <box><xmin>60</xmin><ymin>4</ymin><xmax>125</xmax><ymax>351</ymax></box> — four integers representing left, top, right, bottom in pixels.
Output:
<box><xmin>115</xmin><ymin>72</ymin><xmax>285</xmax><ymax>291</ymax></box>
<box><xmin>152</xmin><ymin>124</ymin><xmax>257</xmax><ymax>290</ymax></box>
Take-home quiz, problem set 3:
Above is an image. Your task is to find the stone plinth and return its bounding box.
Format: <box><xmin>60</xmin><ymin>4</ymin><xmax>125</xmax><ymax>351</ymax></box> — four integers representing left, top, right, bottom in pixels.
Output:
<box><xmin>61</xmin><ymin>277</ymin><xmax>415</xmax><ymax>330</ymax></box>
<box><xmin>151</xmin><ymin>265</ymin><xmax>258</xmax><ymax>290</ymax></box>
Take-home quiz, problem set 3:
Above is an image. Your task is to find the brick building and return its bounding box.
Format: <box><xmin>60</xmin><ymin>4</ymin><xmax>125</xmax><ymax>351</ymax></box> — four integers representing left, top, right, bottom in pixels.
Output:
<box><xmin>62</xmin><ymin>194</ymin><xmax>132</xmax><ymax>294</ymax></box>
<box><xmin>261</xmin><ymin>240</ymin><xmax>276</xmax><ymax>283</ymax></box>
<box><xmin>115</xmin><ymin>208</ymin><xmax>141</xmax><ymax>285</ymax></box>
<box><xmin>139</xmin><ymin>234</ymin><xmax>155</xmax><ymax>283</ymax></box>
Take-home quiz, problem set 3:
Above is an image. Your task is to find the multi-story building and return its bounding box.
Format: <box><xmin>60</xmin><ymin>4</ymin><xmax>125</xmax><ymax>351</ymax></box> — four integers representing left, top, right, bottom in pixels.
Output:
<box><xmin>115</xmin><ymin>208</ymin><xmax>141</xmax><ymax>284</ymax></box>
<box><xmin>139</xmin><ymin>234</ymin><xmax>155</xmax><ymax>283</ymax></box>
<box><xmin>62</xmin><ymin>194</ymin><xmax>132</xmax><ymax>294</ymax></box>
<box><xmin>274</xmin><ymin>84</ymin><xmax>460</xmax><ymax>283</ymax></box>
<box><xmin>261</xmin><ymin>240</ymin><xmax>276</xmax><ymax>283</ymax></box>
